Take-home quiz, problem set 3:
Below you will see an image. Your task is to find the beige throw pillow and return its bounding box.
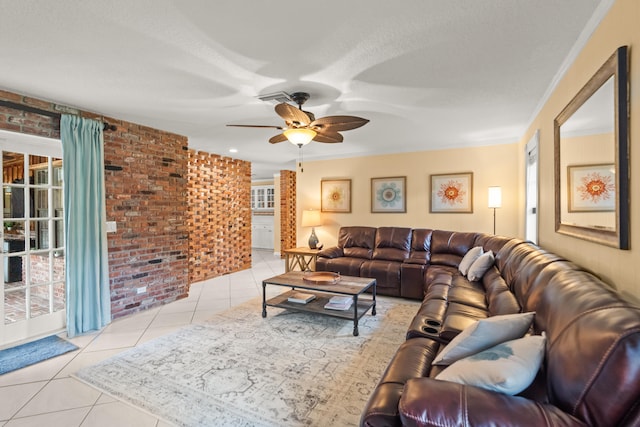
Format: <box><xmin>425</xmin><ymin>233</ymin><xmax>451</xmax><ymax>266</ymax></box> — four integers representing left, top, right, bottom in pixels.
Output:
<box><xmin>436</xmin><ymin>334</ymin><xmax>546</xmax><ymax>395</ymax></box>
<box><xmin>467</xmin><ymin>250</ymin><xmax>494</xmax><ymax>281</ymax></box>
<box><xmin>458</xmin><ymin>246</ymin><xmax>483</xmax><ymax>276</ymax></box>
<box><xmin>433</xmin><ymin>312</ymin><xmax>535</xmax><ymax>365</ymax></box>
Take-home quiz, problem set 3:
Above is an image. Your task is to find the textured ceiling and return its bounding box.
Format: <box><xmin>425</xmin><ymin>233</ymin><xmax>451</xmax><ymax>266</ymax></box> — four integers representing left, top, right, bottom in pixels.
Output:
<box><xmin>0</xmin><ymin>0</ymin><xmax>606</xmax><ymax>178</ymax></box>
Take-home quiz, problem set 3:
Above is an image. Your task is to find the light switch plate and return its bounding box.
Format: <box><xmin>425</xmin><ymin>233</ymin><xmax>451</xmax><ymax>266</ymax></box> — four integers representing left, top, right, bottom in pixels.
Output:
<box><xmin>106</xmin><ymin>221</ymin><xmax>117</xmax><ymax>233</ymax></box>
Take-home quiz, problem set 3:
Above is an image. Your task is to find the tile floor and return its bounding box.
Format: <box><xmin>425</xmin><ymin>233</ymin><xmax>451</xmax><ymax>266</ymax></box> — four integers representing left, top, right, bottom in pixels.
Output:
<box><xmin>0</xmin><ymin>249</ymin><xmax>285</xmax><ymax>427</ymax></box>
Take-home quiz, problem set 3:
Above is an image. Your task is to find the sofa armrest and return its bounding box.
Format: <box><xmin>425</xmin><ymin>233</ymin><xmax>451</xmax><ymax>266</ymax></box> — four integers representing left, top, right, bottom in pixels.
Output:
<box><xmin>399</xmin><ymin>378</ymin><xmax>586</xmax><ymax>427</ymax></box>
<box><xmin>318</xmin><ymin>246</ymin><xmax>343</xmax><ymax>259</ymax></box>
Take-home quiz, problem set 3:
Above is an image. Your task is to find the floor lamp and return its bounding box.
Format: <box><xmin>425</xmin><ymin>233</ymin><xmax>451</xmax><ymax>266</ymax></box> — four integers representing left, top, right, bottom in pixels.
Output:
<box><xmin>488</xmin><ymin>187</ymin><xmax>502</xmax><ymax>235</ymax></box>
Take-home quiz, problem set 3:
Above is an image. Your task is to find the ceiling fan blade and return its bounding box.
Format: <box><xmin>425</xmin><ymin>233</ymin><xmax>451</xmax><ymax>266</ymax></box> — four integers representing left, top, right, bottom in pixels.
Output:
<box><xmin>227</xmin><ymin>124</ymin><xmax>284</xmax><ymax>129</ymax></box>
<box><xmin>268</xmin><ymin>133</ymin><xmax>288</xmax><ymax>144</ymax></box>
<box><xmin>313</xmin><ymin>131</ymin><xmax>344</xmax><ymax>143</ymax></box>
<box><xmin>275</xmin><ymin>103</ymin><xmax>311</xmax><ymax>126</ymax></box>
<box><xmin>310</xmin><ymin>115</ymin><xmax>369</xmax><ymax>132</ymax></box>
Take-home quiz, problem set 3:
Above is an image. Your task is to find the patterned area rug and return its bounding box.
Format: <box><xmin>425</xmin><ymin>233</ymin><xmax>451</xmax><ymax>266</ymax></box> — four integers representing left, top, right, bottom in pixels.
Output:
<box><xmin>73</xmin><ymin>297</ymin><xmax>417</xmax><ymax>426</ymax></box>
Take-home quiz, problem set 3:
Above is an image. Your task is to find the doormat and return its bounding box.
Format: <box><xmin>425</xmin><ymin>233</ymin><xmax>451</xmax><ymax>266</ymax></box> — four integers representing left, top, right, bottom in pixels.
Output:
<box><xmin>0</xmin><ymin>335</ymin><xmax>78</xmax><ymax>375</ymax></box>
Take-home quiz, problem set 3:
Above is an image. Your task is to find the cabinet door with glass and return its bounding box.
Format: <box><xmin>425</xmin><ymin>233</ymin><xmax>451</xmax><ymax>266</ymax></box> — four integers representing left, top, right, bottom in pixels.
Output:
<box><xmin>251</xmin><ymin>185</ymin><xmax>275</xmax><ymax>211</ymax></box>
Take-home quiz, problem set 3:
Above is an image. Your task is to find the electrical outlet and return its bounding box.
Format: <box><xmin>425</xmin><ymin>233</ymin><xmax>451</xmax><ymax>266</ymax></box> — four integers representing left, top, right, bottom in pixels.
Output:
<box><xmin>136</xmin><ymin>286</ymin><xmax>147</xmax><ymax>294</ymax></box>
<box><xmin>106</xmin><ymin>221</ymin><xmax>117</xmax><ymax>233</ymax></box>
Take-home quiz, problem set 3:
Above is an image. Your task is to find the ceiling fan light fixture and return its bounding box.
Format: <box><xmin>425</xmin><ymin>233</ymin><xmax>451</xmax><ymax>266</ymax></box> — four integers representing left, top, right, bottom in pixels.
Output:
<box><xmin>283</xmin><ymin>128</ymin><xmax>316</xmax><ymax>146</ymax></box>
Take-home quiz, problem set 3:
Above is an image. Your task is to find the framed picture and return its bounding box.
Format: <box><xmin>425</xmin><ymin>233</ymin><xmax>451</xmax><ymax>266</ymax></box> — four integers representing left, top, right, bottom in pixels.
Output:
<box><xmin>371</xmin><ymin>176</ymin><xmax>406</xmax><ymax>213</ymax></box>
<box><xmin>567</xmin><ymin>164</ymin><xmax>615</xmax><ymax>212</ymax></box>
<box><xmin>321</xmin><ymin>179</ymin><xmax>352</xmax><ymax>213</ymax></box>
<box><xmin>430</xmin><ymin>172</ymin><xmax>473</xmax><ymax>213</ymax></box>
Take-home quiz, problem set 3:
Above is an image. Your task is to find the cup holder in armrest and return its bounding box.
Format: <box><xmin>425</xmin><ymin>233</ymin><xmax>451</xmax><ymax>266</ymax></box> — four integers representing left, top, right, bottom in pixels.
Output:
<box><xmin>422</xmin><ymin>326</ymin><xmax>439</xmax><ymax>334</ymax></box>
<box><xmin>426</xmin><ymin>320</ymin><xmax>441</xmax><ymax>327</ymax></box>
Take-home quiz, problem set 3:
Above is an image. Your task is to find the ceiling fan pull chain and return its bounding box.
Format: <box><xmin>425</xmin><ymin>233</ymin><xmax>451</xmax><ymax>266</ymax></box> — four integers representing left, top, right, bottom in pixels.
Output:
<box><xmin>298</xmin><ymin>143</ymin><xmax>304</xmax><ymax>173</ymax></box>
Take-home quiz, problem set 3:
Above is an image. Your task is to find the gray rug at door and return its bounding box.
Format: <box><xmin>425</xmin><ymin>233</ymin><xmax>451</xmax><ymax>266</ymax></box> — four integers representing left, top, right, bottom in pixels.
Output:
<box><xmin>73</xmin><ymin>298</ymin><xmax>417</xmax><ymax>426</ymax></box>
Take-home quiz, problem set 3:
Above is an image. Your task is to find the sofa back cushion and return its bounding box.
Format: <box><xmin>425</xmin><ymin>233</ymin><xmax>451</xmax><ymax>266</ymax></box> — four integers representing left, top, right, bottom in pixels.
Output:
<box><xmin>406</xmin><ymin>228</ymin><xmax>433</xmax><ymax>265</ymax></box>
<box><xmin>337</xmin><ymin>226</ymin><xmax>376</xmax><ymax>259</ymax></box>
<box><xmin>430</xmin><ymin>230</ymin><xmax>477</xmax><ymax>268</ymax></box>
<box><xmin>372</xmin><ymin>227</ymin><xmax>412</xmax><ymax>262</ymax></box>
<box><xmin>538</xmin><ymin>269</ymin><xmax>640</xmax><ymax>426</ymax></box>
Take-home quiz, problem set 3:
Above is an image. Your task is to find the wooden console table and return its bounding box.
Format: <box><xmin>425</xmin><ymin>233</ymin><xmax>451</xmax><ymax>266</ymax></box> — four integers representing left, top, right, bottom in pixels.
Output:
<box><xmin>283</xmin><ymin>247</ymin><xmax>320</xmax><ymax>272</ymax></box>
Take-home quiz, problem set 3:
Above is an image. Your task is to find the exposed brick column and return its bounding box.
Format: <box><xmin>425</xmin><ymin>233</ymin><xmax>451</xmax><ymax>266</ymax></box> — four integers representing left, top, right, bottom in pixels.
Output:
<box><xmin>187</xmin><ymin>150</ymin><xmax>252</xmax><ymax>282</ymax></box>
<box><xmin>279</xmin><ymin>170</ymin><xmax>296</xmax><ymax>256</ymax></box>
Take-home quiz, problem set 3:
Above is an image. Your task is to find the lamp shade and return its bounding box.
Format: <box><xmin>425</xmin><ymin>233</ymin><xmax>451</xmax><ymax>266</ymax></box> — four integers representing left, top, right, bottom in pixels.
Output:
<box><xmin>488</xmin><ymin>186</ymin><xmax>502</xmax><ymax>209</ymax></box>
<box><xmin>301</xmin><ymin>209</ymin><xmax>322</xmax><ymax>227</ymax></box>
<box><xmin>283</xmin><ymin>128</ymin><xmax>317</xmax><ymax>146</ymax></box>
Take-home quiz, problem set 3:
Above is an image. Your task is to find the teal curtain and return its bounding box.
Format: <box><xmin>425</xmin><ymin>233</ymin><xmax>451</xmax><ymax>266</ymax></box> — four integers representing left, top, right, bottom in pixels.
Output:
<box><xmin>61</xmin><ymin>115</ymin><xmax>110</xmax><ymax>337</ymax></box>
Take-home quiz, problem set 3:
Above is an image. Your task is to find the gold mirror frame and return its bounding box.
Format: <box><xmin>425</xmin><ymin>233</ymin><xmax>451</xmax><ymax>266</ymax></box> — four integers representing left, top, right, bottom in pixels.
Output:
<box><xmin>554</xmin><ymin>46</ymin><xmax>629</xmax><ymax>249</ymax></box>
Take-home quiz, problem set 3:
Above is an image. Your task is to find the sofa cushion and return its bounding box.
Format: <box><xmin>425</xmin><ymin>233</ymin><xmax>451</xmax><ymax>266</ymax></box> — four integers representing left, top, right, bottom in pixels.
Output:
<box><xmin>406</xmin><ymin>228</ymin><xmax>433</xmax><ymax>264</ymax></box>
<box><xmin>337</xmin><ymin>226</ymin><xmax>376</xmax><ymax>259</ymax></box>
<box><xmin>372</xmin><ymin>227</ymin><xmax>412</xmax><ymax>262</ymax></box>
<box><xmin>467</xmin><ymin>250</ymin><xmax>494</xmax><ymax>281</ymax></box>
<box><xmin>433</xmin><ymin>312</ymin><xmax>534</xmax><ymax>365</ymax></box>
<box><xmin>458</xmin><ymin>246</ymin><xmax>483</xmax><ymax>276</ymax></box>
<box><xmin>360</xmin><ymin>260</ymin><xmax>401</xmax><ymax>292</ymax></box>
<box><xmin>436</xmin><ymin>334</ymin><xmax>546</xmax><ymax>395</ymax></box>
<box><xmin>430</xmin><ymin>230</ymin><xmax>477</xmax><ymax>267</ymax></box>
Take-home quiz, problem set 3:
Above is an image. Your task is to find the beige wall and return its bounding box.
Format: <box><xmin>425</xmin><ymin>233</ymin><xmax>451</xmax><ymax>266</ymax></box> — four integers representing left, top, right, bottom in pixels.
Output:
<box><xmin>519</xmin><ymin>0</ymin><xmax>639</xmax><ymax>301</ymax></box>
<box><xmin>297</xmin><ymin>143</ymin><xmax>521</xmax><ymax>249</ymax></box>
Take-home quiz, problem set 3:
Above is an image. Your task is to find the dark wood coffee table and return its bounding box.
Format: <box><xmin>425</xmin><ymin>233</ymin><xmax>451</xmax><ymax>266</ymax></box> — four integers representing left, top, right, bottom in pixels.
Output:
<box><xmin>262</xmin><ymin>272</ymin><xmax>376</xmax><ymax>336</ymax></box>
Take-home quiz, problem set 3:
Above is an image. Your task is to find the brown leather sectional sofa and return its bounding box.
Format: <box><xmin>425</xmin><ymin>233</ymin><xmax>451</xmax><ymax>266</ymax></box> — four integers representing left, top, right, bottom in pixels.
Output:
<box><xmin>316</xmin><ymin>226</ymin><xmax>640</xmax><ymax>427</ymax></box>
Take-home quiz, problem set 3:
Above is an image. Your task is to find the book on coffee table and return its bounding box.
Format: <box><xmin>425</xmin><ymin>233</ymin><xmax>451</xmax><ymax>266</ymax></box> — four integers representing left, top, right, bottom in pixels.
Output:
<box><xmin>324</xmin><ymin>295</ymin><xmax>353</xmax><ymax>311</ymax></box>
<box><xmin>287</xmin><ymin>292</ymin><xmax>316</xmax><ymax>304</ymax></box>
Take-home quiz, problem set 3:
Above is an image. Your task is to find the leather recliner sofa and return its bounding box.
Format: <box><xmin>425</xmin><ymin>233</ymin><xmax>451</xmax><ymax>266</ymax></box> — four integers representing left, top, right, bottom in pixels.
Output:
<box><xmin>316</xmin><ymin>226</ymin><xmax>640</xmax><ymax>427</ymax></box>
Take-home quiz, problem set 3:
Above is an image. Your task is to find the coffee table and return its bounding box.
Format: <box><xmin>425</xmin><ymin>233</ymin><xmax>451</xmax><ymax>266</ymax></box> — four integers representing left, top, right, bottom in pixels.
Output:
<box><xmin>262</xmin><ymin>271</ymin><xmax>376</xmax><ymax>336</ymax></box>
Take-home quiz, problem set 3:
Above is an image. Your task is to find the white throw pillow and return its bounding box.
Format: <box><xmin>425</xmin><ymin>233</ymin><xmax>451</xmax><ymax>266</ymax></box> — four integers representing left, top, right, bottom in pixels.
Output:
<box><xmin>458</xmin><ymin>246</ymin><xmax>483</xmax><ymax>276</ymax></box>
<box><xmin>433</xmin><ymin>312</ymin><xmax>535</xmax><ymax>365</ymax></box>
<box><xmin>467</xmin><ymin>250</ymin><xmax>494</xmax><ymax>281</ymax></box>
<box><xmin>435</xmin><ymin>334</ymin><xmax>546</xmax><ymax>395</ymax></box>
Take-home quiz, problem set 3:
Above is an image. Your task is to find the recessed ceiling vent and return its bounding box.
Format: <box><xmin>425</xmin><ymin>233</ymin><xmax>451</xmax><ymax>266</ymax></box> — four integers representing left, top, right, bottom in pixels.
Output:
<box><xmin>257</xmin><ymin>91</ymin><xmax>292</xmax><ymax>104</ymax></box>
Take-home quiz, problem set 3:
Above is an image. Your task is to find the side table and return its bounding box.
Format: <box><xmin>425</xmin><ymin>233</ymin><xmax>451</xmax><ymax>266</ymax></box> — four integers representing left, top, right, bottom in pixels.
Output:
<box><xmin>283</xmin><ymin>247</ymin><xmax>320</xmax><ymax>272</ymax></box>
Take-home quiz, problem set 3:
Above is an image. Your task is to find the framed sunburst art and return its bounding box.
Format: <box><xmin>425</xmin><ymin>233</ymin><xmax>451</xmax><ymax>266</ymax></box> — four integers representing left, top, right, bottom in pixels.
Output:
<box><xmin>321</xmin><ymin>179</ymin><xmax>352</xmax><ymax>213</ymax></box>
<box><xmin>371</xmin><ymin>176</ymin><xmax>406</xmax><ymax>213</ymax></box>
<box><xmin>430</xmin><ymin>172</ymin><xmax>473</xmax><ymax>213</ymax></box>
<box><xmin>567</xmin><ymin>164</ymin><xmax>615</xmax><ymax>212</ymax></box>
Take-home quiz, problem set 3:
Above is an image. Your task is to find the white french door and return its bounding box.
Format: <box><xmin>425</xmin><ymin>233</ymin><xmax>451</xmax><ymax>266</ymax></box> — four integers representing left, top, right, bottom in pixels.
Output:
<box><xmin>0</xmin><ymin>130</ymin><xmax>65</xmax><ymax>347</ymax></box>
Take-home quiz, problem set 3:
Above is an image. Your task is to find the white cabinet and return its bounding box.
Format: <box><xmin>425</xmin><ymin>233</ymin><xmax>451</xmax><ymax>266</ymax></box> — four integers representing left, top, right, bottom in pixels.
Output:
<box><xmin>252</xmin><ymin>215</ymin><xmax>274</xmax><ymax>249</ymax></box>
<box><xmin>251</xmin><ymin>185</ymin><xmax>275</xmax><ymax>211</ymax></box>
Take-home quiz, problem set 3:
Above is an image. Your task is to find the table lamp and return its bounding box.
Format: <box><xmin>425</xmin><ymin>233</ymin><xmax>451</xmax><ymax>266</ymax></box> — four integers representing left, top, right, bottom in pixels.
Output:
<box><xmin>301</xmin><ymin>209</ymin><xmax>322</xmax><ymax>249</ymax></box>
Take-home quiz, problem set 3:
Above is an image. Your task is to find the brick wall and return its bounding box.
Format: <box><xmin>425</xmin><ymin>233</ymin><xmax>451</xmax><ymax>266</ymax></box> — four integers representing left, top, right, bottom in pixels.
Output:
<box><xmin>0</xmin><ymin>90</ymin><xmax>190</xmax><ymax>319</ymax></box>
<box><xmin>188</xmin><ymin>150</ymin><xmax>252</xmax><ymax>282</ymax></box>
<box><xmin>279</xmin><ymin>170</ymin><xmax>296</xmax><ymax>255</ymax></box>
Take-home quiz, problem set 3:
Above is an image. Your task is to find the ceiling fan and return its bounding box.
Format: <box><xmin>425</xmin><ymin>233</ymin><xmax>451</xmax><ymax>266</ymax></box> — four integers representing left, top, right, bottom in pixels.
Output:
<box><xmin>227</xmin><ymin>92</ymin><xmax>369</xmax><ymax>146</ymax></box>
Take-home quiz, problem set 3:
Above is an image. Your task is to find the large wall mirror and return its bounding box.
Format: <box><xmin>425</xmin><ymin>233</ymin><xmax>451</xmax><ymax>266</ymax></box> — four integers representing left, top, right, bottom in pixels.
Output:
<box><xmin>554</xmin><ymin>46</ymin><xmax>629</xmax><ymax>249</ymax></box>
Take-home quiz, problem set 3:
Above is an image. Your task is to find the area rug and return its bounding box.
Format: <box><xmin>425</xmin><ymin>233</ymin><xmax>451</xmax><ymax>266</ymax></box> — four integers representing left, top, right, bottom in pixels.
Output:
<box><xmin>0</xmin><ymin>335</ymin><xmax>78</xmax><ymax>375</ymax></box>
<box><xmin>73</xmin><ymin>297</ymin><xmax>417</xmax><ymax>426</ymax></box>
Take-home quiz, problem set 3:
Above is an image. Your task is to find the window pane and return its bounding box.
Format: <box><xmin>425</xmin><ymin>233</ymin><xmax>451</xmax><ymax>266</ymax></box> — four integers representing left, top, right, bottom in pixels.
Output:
<box><xmin>30</xmin><ymin>253</ymin><xmax>51</xmax><ymax>284</ymax></box>
<box><xmin>34</xmin><ymin>188</ymin><xmax>49</xmax><ymax>217</ymax></box>
<box><xmin>4</xmin><ymin>288</ymin><xmax>26</xmax><ymax>324</ymax></box>
<box><xmin>53</xmin><ymin>162</ymin><xmax>63</xmax><ymax>186</ymax></box>
<box><xmin>53</xmin><ymin>282</ymin><xmax>65</xmax><ymax>312</ymax></box>
<box><xmin>30</xmin><ymin>284</ymin><xmax>51</xmax><ymax>318</ymax></box>
<box><xmin>4</xmin><ymin>254</ymin><xmax>25</xmax><ymax>283</ymax></box>
<box><xmin>3</xmin><ymin>151</ymin><xmax>25</xmax><ymax>184</ymax></box>
<box><xmin>4</xmin><ymin>186</ymin><xmax>25</xmax><ymax>219</ymax></box>
<box><xmin>53</xmin><ymin>220</ymin><xmax>64</xmax><ymax>249</ymax></box>
<box><xmin>33</xmin><ymin>220</ymin><xmax>49</xmax><ymax>250</ymax></box>
<box><xmin>53</xmin><ymin>189</ymin><xmax>63</xmax><ymax>216</ymax></box>
<box><xmin>53</xmin><ymin>252</ymin><xmax>65</xmax><ymax>281</ymax></box>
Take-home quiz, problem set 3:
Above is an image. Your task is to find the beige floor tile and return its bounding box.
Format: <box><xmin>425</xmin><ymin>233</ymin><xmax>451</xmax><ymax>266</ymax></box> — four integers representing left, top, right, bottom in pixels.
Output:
<box><xmin>0</xmin><ymin>382</ymin><xmax>46</xmax><ymax>421</ymax></box>
<box><xmin>82</xmin><ymin>331</ymin><xmax>144</xmax><ymax>353</ymax></box>
<box><xmin>55</xmin><ymin>349</ymin><xmax>123</xmax><ymax>378</ymax></box>
<box><xmin>5</xmin><ymin>407</ymin><xmax>90</xmax><ymax>427</ymax></box>
<box><xmin>15</xmin><ymin>378</ymin><xmax>100</xmax><ymax>418</ymax></box>
<box><xmin>80</xmin><ymin>401</ymin><xmax>158</xmax><ymax>427</ymax></box>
